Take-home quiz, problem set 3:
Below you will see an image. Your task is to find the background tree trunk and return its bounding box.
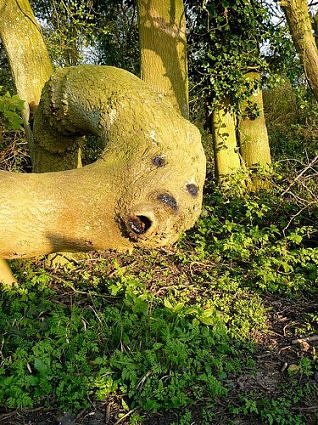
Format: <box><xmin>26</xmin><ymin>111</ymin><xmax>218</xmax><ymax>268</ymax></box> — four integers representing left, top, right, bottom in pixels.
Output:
<box><xmin>137</xmin><ymin>0</ymin><xmax>189</xmax><ymax>118</ymax></box>
<box><xmin>280</xmin><ymin>0</ymin><xmax>318</xmax><ymax>101</ymax></box>
<box><xmin>239</xmin><ymin>71</ymin><xmax>271</xmax><ymax>170</ymax></box>
<box><xmin>212</xmin><ymin>98</ymin><xmax>241</xmax><ymax>182</ymax></box>
<box><xmin>0</xmin><ymin>0</ymin><xmax>53</xmax><ymax>127</ymax></box>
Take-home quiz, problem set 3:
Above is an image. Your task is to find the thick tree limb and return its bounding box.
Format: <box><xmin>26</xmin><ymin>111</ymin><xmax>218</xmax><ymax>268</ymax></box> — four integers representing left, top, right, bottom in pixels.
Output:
<box><xmin>0</xmin><ymin>66</ymin><xmax>206</xmax><ymax>258</ymax></box>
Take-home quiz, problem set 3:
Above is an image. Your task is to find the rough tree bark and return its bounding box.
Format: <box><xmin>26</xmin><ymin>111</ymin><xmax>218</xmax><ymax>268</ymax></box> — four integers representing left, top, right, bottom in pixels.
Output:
<box><xmin>137</xmin><ymin>0</ymin><xmax>189</xmax><ymax>118</ymax></box>
<box><xmin>0</xmin><ymin>65</ymin><xmax>206</xmax><ymax>259</ymax></box>
<box><xmin>211</xmin><ymin>99</ymin><xmax>241</xmax><ymax>182</ymax></box>
<box><xmin>0</xmin><ymin>0</ymin><xmax>53</xmax><ymax>283</ymax></box>
<box><xmin>280</xmin><ymin>0</ymin><xmax>318</xmax><ymax>101</ymax></box>
<box><xmin>239</xmin><ymin>72</ymin><xmax>271</xmax><ymax>169</ymax></box>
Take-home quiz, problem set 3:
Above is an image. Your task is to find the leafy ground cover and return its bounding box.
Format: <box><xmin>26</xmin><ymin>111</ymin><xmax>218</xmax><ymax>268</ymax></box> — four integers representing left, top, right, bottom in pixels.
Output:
<box><xmin>0</xmin><ymin>166</ymin><xmax>317</xmax><ymax>424</ymax></box>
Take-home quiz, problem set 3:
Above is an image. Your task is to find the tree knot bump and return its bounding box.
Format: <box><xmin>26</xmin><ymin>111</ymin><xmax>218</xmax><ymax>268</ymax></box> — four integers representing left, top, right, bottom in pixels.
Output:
<box><xmin>157</xmin><ymin>193</ymin><xmax>178</xmax><ymax>211</ymax></box>
<box><xmin>152</xmin><ymin>155</ymin><xmax>166</xmax><ymax>167</ymax></box>
<box><xmin>186</xmin><ymin>183</ymin><xmax>199</xmax><ymax>197</ymax></box>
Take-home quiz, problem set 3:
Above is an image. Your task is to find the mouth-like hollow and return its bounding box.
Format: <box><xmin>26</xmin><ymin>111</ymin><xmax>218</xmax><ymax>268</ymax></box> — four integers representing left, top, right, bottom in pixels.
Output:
<box><xmin>118</xmin><ymin>213</ymin><xmax>154</xmax><ymax>242</ymax></box>
<box><xmin>128</xmin><ymin>215</ymin><xmax>152</xmax><ymax>235</ymax></box>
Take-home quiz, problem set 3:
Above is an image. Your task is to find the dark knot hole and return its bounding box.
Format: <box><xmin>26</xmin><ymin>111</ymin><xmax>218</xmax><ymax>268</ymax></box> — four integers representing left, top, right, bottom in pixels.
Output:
<box><xmin>128</xmin><ymin>215</ymin><xmax>152</xmax><ymax>235</ymax></box>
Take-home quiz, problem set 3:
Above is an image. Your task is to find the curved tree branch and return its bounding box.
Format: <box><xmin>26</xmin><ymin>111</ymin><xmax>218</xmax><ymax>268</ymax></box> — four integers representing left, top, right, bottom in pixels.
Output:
<box><xmin>0</xmin><ymin>65</ymin><xmax>206</xmax><ymax>259</ymax></box>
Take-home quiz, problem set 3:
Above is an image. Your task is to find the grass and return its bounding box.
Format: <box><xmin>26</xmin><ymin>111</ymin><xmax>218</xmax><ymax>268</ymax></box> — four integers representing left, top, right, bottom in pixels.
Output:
<box><xmin>0</xmin><ymin>177</ymin><xmax>317</xmax><ymax>424</ymax></box>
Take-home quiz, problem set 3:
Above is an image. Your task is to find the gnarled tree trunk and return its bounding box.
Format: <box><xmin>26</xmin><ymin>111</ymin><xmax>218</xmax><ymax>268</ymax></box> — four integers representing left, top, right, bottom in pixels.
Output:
<box><xmin>0</xmin><ymin>66</ymin><xmax>206</xmax><ymax>259</ymax></box>
<box><xmin>0</xmin><ymin>2</ymin><xmax>206</xmax><ymax>285</ymax></box>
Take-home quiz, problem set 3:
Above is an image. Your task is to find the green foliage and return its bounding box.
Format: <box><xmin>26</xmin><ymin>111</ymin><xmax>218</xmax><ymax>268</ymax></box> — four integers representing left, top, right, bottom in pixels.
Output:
<box><xmin>0</xmin><ymin>271</ymin><xmax>240</xmax><ymax>415</ymax></box>
<box><xmin>184</xmin><ymin>181</ymin><xmax>318</xmax><ymax>294</ymax></box>
<box><xmin>31</xmin><ymin>0</ymin><xmax>110</xmax><ymax>66</ymax></box>
<box><xmin>230</xmin><ymin>381</ymin><xmax>317</xmax><ymax>425</ymax></box>
<box><xmin>31</xmin><ymin>0</ymin><xmax>139</xmax><ymax>72</ymax></box>
<box><xmin>0</xmin><ymin>88</ymin><xmax>24</xmax><ymax>131</ymax></box>
<box><xmin>264</xmin><ymin>81</ymin><xmax>318</xmax><ymax>161</ymax></box>
<box><xmin>187</xmin><ymin>0</ymin><xmax>271</xmax><ymax>112</ymax></box>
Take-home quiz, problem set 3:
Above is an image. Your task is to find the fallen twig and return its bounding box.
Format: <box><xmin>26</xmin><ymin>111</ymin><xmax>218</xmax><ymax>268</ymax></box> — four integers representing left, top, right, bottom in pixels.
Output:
<box><xmin>292</xmin><ymin>335</ymin><xmax>318</xmax><ymax>344</ymax></box>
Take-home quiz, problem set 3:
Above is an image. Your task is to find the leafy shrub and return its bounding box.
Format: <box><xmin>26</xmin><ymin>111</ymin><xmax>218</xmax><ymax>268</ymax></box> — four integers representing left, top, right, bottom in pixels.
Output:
<box><xmin>0</xmin><ymin>88</ymin><xmax>24</xmax><ymax>131</ymax></box>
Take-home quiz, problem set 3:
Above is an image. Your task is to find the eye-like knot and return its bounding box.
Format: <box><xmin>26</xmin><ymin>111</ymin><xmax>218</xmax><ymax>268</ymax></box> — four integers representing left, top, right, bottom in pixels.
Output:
<box><xmin>157</xmin><ymin>193</ymin><xmax>178</xmax><ymax>211</ymax></box>
<box><xmin>152</xmin><ymin>155</ymin><xmax>166</xmax><ymax>167</ymax></box>
<box><xmin>186</xmin><ymin>183</ymin><xmax>199</xmax><ymax>197</ymax></box>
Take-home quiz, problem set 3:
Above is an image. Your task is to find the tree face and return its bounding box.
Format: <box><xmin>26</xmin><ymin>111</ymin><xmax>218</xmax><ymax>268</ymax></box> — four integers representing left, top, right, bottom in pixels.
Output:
<box><xmin>0</xmin><ymin>66</ymin><xmax>206</xmax><ymax>258</ymax></box>
<box><xmin>114</xmin><ymin>122</ymin><xmax>205</xmax><ymax>248</ymax></box>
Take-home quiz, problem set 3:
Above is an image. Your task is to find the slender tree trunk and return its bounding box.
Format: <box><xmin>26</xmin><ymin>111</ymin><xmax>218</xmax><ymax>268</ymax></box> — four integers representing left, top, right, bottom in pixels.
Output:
<box><xmin>238</xmin><ymin>72</ymin><xmax>271</xmax><ymax>170</ymax></box>
<box><xmin>211</xmin><ymin>98</ymin><xmax>241</xmax><ymax>182</ymax></box>
<box><xmin>0</xmin><ymin>0</ymin><xmax>53</xmax><ymax>127</ymax></box>
<box><xmin>280</xmin><ymin>0</ymin><xmax>318</xmax><ymax>101</ymax></box>
<box><xmin>137</xmin><ymin>0</ymin><xmax>189</xmax><ymax>118</ymax></box>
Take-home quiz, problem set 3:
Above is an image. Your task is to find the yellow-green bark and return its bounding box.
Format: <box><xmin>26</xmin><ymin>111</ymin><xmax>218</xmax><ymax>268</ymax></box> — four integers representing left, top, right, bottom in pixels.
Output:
<box><xmin>0</xmin><ymin>0</ymin><xmax>53</xmax><ymax>282</ymax></box>
<box><xmin>137</xmin><ymin>0</ymin><xmax>189</xmax><ymax>118</ymax></box>
<box><xmin>239</xmin><ymin>72</ymin><xmax>271</xmax><ymax>169</ymax></box>
<box><xmin>0</xmin><ymin>0</ymin><xmax>53</xmax><ymax>121</ymax></box>
<box><xmin>0</xmin><ymin>65</ymin><xmax>206</xmax><ymax>258</ymax></box>
<box><xmin>212</xmin><ymin>99</ymin><xmax>241</xmax><ymax>181</ymax></box>
<box><xmin>280</xmin><ymin>0</ymin><xmax>318</xmax><ymax>100</ymax></box>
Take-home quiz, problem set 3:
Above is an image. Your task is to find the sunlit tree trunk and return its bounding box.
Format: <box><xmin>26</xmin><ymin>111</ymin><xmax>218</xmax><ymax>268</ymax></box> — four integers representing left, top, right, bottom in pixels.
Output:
<box><xmin>137</xmin><ymin>0</ymin><xmax>189</xmax><ymax>118</ymax></box>
<box><xmin>238</xmin><ymin>72</ymin><xmax>271</xmax><ymax>170</ymax></box>
<box><xmin>0</xmin><ymin>0</ymin><xmax>53</xmax><ymax>131</ymax></box>
<box><xmin>280</xmin><ymin>0</ymin><xmax>318</xmax><ymax>100</ymax></box>
<box><xmin>0</xmin><ymin>2</ymin><xmax>206</xmax><ymax>286</ymax></box>
<box><xmin>312</xmin><ymin>12</ymin><xmax>318</xmax><ymax>48</ymax></box>
<box><xmin>212</xmin><ymin>98</ymin><xmax>241</xmax><ymax>183</ymax></box>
